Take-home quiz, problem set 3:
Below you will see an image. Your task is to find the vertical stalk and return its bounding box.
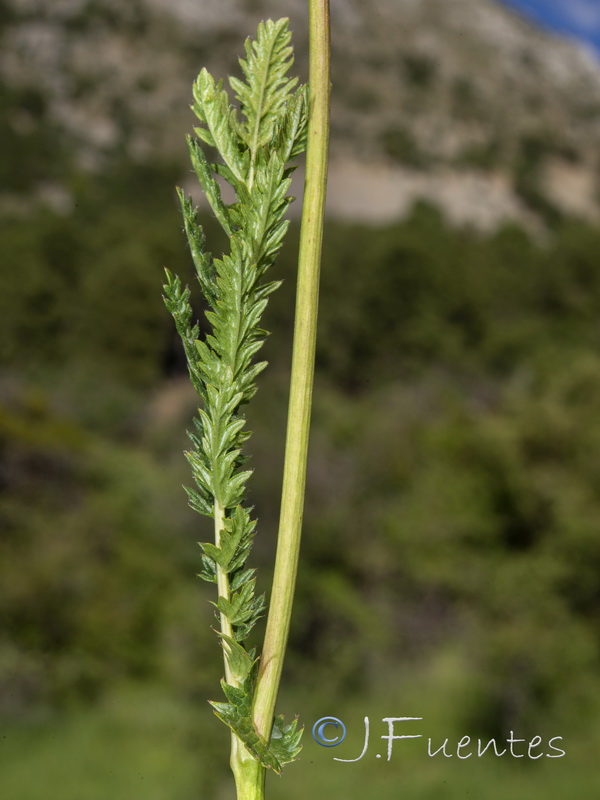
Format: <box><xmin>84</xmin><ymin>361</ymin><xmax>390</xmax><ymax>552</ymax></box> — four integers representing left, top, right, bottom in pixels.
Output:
<box><xmin>215</xmin><ymin>501</ymin><xmax>264</xmax><ymax>796</ymax></box>
<box><xmin>214</xmin><ymin>500</ymin><xmax>234</xmax><ymax>686</ymax></box>
<box><xmin>253</xmin><ymin>0</ymin><xmax>331</xmax><ymax>742</ymax></box>
<box><xmin>231</xmin><ymin>740</ymin><xmax>265</xmax><ymax>800</ymax></box>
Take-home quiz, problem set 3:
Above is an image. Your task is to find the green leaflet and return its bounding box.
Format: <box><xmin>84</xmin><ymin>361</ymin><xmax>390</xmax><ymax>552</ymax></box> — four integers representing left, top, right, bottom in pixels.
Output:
<box><xmin>200</xmin><ymin>505</ymin><xmax>255</xmax><ymax>572</ymax></box>
<box><xmin>163</xmin><ymin>17</ymin><xmax>307</xmax><ymax>771</ymax></box>
<box><xmin>230</xmin><ymin>18</ymin><xmax>299</xmax><ymax>192</ymax></box>
<box><xmin>210</xmin><ymin>671</ymin><xmax>303</xmax><ymax>774</ymax></box>
<box><xmin>269</xmin><ymin>715</ymin><xmax>303</xmax><ymax>767</ymax></box>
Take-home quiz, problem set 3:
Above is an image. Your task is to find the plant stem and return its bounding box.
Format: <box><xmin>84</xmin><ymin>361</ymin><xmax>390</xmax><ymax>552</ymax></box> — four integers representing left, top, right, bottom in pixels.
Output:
<box><xmin>215</xmin><ymin>501</ymin><xmax>261</xmax><ymax>796</ymax></box>
<box><xmin>252</xmin><ymin>0</ymin><xmax>331</xmax><ymax>742</ymax></box>
<box><xmin>232</xmin><ymin>738</ymin><xmax>266</xmax><ymax>800</ymax></box>
<box><xmin>214</xmin><ymin>499</ymin><xmax>235</xmax><ymax>686</ymax></box>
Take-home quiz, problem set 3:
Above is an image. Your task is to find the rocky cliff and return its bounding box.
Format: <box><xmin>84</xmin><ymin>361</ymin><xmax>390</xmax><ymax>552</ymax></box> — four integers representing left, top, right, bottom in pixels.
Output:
<box><xmin>3</xmin><ymin>0</ymin><xmax>600</xmax><ymax>228</ymax></box>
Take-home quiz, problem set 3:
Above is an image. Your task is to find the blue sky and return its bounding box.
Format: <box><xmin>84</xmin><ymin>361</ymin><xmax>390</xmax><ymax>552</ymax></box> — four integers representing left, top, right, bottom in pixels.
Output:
<box><xmin>498</xmin><ymin>0</ymin><xmax>600</xmax><ymax>57</ymax></box>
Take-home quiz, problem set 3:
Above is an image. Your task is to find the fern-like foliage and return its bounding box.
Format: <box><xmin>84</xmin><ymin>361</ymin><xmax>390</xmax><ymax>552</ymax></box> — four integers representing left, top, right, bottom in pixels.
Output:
<box><xmin>163</xmin><ymin>18</ymin><xmax>307</xmax><ymax>773</ymax></box>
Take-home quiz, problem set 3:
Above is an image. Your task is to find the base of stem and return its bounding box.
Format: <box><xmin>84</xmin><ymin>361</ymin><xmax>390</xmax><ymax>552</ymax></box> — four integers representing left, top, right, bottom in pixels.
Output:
<box><xmin>232</xmin><ymin>737</ymin><xmax>266</xmax><ymax>800</ymax></box>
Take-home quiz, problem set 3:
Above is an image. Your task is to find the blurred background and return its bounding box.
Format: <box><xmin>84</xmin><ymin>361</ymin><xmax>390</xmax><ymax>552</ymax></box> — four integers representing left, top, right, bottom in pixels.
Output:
<box><xmin>2</xmin><ymin>0</ymin><xmax>600</xmax><ymax>797</ymax></box>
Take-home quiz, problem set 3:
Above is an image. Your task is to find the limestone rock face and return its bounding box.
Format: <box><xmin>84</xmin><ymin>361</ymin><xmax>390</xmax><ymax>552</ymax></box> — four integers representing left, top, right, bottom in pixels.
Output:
<box><xmin>4</xmin><ymin>0</ymin><xmax>600</xmax><ymax>228</ymax></box>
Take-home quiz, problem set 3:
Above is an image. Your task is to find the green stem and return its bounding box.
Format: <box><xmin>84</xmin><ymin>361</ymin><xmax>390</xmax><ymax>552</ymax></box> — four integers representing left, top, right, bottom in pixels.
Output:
<box><xmin>215</xmin><ymin>501</ymin><xmax>264</xmax><ymax>797</ymax></box>
<box><xmin>231</xmin><ymin>738</ymin><xmax>266</xmax><ymax>800</ymax></box>
<box><xmin>252</xmin><ymin>0</ymin><xmax>330</xmax><ymax>741</ymax></box>
<box><xmin>213</xmin><ymin>499</ymin><xmax>235</xmax><ymax>686</ymax></box>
